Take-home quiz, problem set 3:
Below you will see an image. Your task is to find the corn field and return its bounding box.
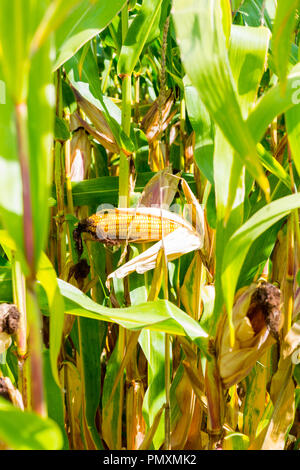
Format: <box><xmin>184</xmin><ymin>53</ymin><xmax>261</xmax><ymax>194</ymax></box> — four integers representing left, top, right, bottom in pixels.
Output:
<box><xmin>0</xmin><ymin>0</ymin><xmax>300</xmax><ymax>452</ymax></box>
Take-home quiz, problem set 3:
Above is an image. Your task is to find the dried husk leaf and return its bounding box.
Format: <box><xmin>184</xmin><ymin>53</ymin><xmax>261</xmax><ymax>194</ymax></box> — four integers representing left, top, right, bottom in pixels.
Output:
<box><xmin>182</xmin><ymin>360</ymin><xmax>207</xmax><ymax>412</ymax></box>
<box><xmin>184</xmin><ymin>399</ymin><xmax>208</xmax><ymax>450</ymax></box>
<box><xmin>138</xmin><ymin>168</ymin><xmax>180</xmax><ymax>209</ymax></box>
<box><xmin>204</xmin><ymin>342</ymin><xmax>225</xmax><ymax>441</ymax></box>
<box><xmin>261</xmin><ymin>357</ymin><xmax>295</xmax><ymax>450</ymax></box>
<box><xmin>282</xmin><ymin>318</ymin><xmax>300</xmax><ymax>360</ymax></box>
<box><xmin>138</xmin><ymin>404</ymin><xmax>165</xmax><ymax>450</ymax></box>
<box><xmin>148</xmin><ymin>140</ymin><xmax>166</xmax><ymax>172</ymax></box>
<box><xmin>72</xmin><ymin>111</ymin><xmax>119</xmax><ymax>154</ymax></box>
<box><xmin>216</xmin><ymin>282</ymin><xmax>282</xmax><ymax>389</ymax></box>
<box><xmin>106</xmin><ymin>225</ymin><xmax>202</xmax><ymax>284</ymax></box>
<box><xmin>69</xmin><ymin>125</ymin><xmax>91</xmax><ymax>182</ymax></box>
<box><xmin>225</xmin><ymin>385</ymin><xmax>239</xmax><ymax>431</ymax></box>
<box><xmin>141</xmin><ymin>90</ymin><xmax>175</xmax><ymax>142</ymax></box>
<box><xmin>184</xmin><ymin>131</ymin><xmax>195</xmax><ymax>168</ymax></box>
<box><xmin>126</xmin><ymin>380</ymin><xmax>146</xmax><ymax>450</ymax></box>
<box><xmin>242</xmin><ymin>350</ymin><xmax>270</xmax><ymax>442</ymax></box>
<box><xmin>72</xmin><ymin>88</ymin><xmax>119</xmax><ymax>154</ymax></box>
<box><xmin>170</xmin><ymin>370</ymin><xmax>196</xmax><ymax>450</ymax></box>
<box><xmin>61</xmin><ymin>361</ymin><xmax>84</xmax><ymax>450</ymax></box>
<box><xmin>259</xmin><ymin>319</ymin><xmax>299</xmax><ymax>450</ymax></box>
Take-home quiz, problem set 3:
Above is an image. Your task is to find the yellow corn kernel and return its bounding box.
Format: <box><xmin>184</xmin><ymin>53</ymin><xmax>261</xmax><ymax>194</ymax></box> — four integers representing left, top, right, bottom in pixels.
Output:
<box><xmin>73</xmin><ymin>207</ymin><xmax>193</xmax><ymax>255</ymax></box>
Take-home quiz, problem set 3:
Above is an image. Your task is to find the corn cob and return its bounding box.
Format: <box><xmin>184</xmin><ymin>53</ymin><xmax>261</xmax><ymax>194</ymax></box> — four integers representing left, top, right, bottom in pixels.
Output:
<box><xmin>73</xmin><ymin>207</ymin><xmax>195</xmax><ymax>256</ymax></box>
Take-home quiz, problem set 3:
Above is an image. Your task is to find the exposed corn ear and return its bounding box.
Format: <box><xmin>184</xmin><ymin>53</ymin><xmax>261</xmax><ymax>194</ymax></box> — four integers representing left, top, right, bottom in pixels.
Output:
<box><xmin>73</xmin><ymin>206</ymin><xmax>199</xmax><ymax>257</ymax></box>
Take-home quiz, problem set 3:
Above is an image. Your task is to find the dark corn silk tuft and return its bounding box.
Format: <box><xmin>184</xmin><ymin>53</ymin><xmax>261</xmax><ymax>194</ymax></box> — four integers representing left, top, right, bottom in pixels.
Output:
<box><xmin>246</xmin><ymin>281</ymin><xmax>282</xmax><ymax>341</ymax></box>
<box><xmin>68</xmin><ymin>259</ymin><xmax>90</xmax><ymax>290</ymax></box>
<box><xmin>0</xmin><ymin>304</ymin><xmax>20</xmax><ymax>335</ymax></box>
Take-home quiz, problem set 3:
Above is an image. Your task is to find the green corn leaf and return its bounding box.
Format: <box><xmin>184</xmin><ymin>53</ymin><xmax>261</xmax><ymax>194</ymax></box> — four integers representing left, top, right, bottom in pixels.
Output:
<box><xmin>0</xmin><ymin>265</ymin><xmax>13</xmax><ymax>303</ymax></box>
<box><xmin>286</xmin><ymin>103</ymin><xmax>300</xmax><ymax>179</ymax></box>
<box><xmin>183</xmin><ymin>76</ymin><xmax>214</xmax><ymax>184</ymax></box>
<box><xmin>223</xmin><ymin>432</ymin><xmax>250</xmax><ymax>450</ymax></box>
<box><xmin>53</xmin><ymin>0</ymin><xmax>127</xmax><ymax>70</ymax></box>
<box><xmin>36</xmin><ymin>253</ymin><xmax>65</xmax><ymax>387</ymax></box>
<box><xmin>247</xmin><ymin>62</ymin><xmax>300</xmax><ymax>143</ymax></box>
<box><xmin>0</xmin><ymin>398</ymin><xmax>63</xmax><ymax>450</ymax></box>
<box><xmin>40</xmin><ymin>279</ymin><xmax>209</xmax><ymax>356</ymax></box>
<box><xmin>272</xmin><ymin>0</ymin><xmax>299</xmax><ymax>94</ymax></box>
<box><xmin>172</xmin><ymin>0</ymin><xmax>270</xmax><ymax>200</ymax></box>
<box><xmin>0</xmin><ymin>1</ymin><xmax>54</xmax><ymax>277</ymax></box>
<box><xmin>117</xmin><ymin>0</ymin><xmax>164</xmax><ymax>76</ymax></box>
<box><xmin>221</xmin><ymin>192</ymin><xmax>300</xmax><ymax>326</ymax></box>
<box><xmin>77</xmin><ymin>317</ymin><xmax>105</xmax><ymax>449</ymax></box>
<box><xmin>43</xmin><ymin>350</ymin><xmax>69</xmax><ymax>449</ymax></box>
<box><xmin>65</xmin><ymin>46</ymin><xmax>135</xmax><ymax>156</ymax></box>
<box><xmin>257</xmin><ymin>143</ymin><xmax>291</xmax><ymax>188</ymax></box>
<box><xmin>0</xmin><ymin>231</ymin><xmax>64</xmax><ymax>387</ymax></box>
<box><xmin>139</xmin><ymin>330</ymin><xmax>169</xmax><ymax>449</ymax></box>
<box><xmin>212</xmin><ymin>22</ymin><xmax>270</xmax><ymax>338</ymax></box>
<box><xmin>238</xmin><ymin>0</ymin><xmax>273</xmax><ymax>28</ymax></box>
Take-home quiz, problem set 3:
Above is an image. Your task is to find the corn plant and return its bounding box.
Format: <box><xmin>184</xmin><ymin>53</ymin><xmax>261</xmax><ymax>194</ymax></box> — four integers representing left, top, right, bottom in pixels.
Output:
<box><xmin>0</xmin><ymin>0</ymin><xmax>299</xmax><ymax>451</ymax></box>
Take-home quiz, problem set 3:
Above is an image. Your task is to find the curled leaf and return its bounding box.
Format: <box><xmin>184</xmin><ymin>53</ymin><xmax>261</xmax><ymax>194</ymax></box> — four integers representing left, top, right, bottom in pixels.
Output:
<box><xmin>71</xmin><ymin>88</ymin><xmax>120</xmax><ymax>154</ymax></box>
<box><xmin>141</xmin><ymin>90</ymin><xmax>175</xmax><ymax>142</ymax></box>
<box><xmin>107</xmin><ymin>225</ymin><xmax>202</xmax><ymax>284</ymax></box>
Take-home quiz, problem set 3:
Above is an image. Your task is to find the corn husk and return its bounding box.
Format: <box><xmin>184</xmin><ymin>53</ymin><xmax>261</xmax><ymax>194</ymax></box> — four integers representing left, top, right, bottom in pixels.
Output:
<box><xmin>107</xmin><ymin>224</ymin><xmax>202</xmax><ymax>286</ymax></box>
<box><xmin>261</xmin><ymin>356</ymin><xmax>294</xmax><ymax>450</ymax></box>
<box><xmin>184</xmin><ymin>131</ymin><xmax>195</xmax><ymax>169</ymax></box>
<box><xmin>69</xmin><ymin>115</ymin><xmax>91</xmax><ymax>182</ymax></box>
<box><xmin>141</xmin><ymin>90</ymin><xmax>175</xmax><ymax>143</ymax></box>
<box><xmin>0</xmin><ymin>332</ymin><xmax>12</xmax><ymax>354</ymax></box>
<box><xmin>0</xmin><ymin>303</ymin><xmax>20</xmax><ymax>353</ymax></box>
<box><xmin>126</xmin><ymin>380</ymin><xmax>146</xmax><ymax>450</ymax></box>
<box><xmin>0</xmin><ymin>376</ymin><xmax>24</xmax><ymax>410</ymax></box>
<box><xmin>71</xmin><ymin>88</ymin><xmax>120</xmax><ymax>154</ymax></box>
<box><xmin>138</xmin><ymin>168</ymin><xmax>180</xmax><ymax>209</ymax></box>
<box><xmin>106</xmin><ymin>173</ymin><xmax>207</xmax><ymax>284</ymax></box>
<box><xmin>216</xmin><ymin>281</ymin><xmax>282</xmax><ymax>389</ymax></box>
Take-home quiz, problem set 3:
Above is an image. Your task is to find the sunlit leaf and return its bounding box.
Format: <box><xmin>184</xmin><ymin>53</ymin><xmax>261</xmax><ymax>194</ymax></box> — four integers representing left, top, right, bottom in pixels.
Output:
<box><xmin>173</xmin><ymin>0</ymin><xmax>270</xmax><ymax>199</ymax></box>
<box><xmin>272</xmin><ymin>0</ymin><xmax>299</xmax><ymax>93</ymax></box>
<box><xmin>222</xmin><ymin>193</ymin><xmax>300</xmax><ymax>321</ymax></box>
<box><xmin>54</xmin><ymin>0</ymin><xmax>127</xmax><ymax>70</ymax></box>
<box><xmin>0</xmin><ymin>398</ymin><xmax>63</xmax><ymax>450</ymax></box>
